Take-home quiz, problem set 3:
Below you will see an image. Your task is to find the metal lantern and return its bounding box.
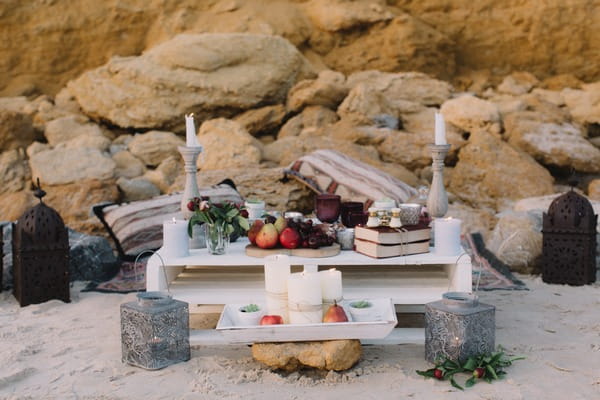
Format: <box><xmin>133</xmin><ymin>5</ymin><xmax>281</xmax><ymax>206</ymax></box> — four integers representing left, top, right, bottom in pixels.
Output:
<box><xmin>425</xmin><ymin>292</ymin><xmax>495</xmax><ymax>364</ymax></box>
<box><xmin>12</xmin><ymin>183</ymin><xmax>69</xmax><ymax>307</ymax></box>
<box><xmin>542</xmin><ymin>188</ymin><xmax>597</xmax><ymax>285</ymax></box>
<box><xmin>121</xmin><ymin>292</ymin><xmax>190</xmax><ymax>370</ymax></box>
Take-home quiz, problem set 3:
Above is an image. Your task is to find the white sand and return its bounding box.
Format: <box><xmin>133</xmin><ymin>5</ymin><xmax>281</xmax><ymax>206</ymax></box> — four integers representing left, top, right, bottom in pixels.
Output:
<box><xmin>1</xmin><ymin>277</ymin><xmax>599</xmax><ymax>400</ymax></box>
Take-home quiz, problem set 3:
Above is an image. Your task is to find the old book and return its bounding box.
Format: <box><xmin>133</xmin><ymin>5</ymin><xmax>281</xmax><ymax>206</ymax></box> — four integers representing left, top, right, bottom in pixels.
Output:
<box><xmin>354</xmin><ymin>238</ymin><xmax>430</xmax><ymax>258</ymax></box>
<box><xmin>354</xmin><ymin>222</ymin><xmax>431</xmax><ymax>245</ymax></box>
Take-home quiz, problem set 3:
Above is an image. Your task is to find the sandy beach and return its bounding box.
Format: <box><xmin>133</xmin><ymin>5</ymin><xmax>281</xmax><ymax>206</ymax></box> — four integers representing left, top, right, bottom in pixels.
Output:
<box><xmin>1</xmin><ymin>276</ymin><xmax>598</xmax><ymax>400</ymax></box>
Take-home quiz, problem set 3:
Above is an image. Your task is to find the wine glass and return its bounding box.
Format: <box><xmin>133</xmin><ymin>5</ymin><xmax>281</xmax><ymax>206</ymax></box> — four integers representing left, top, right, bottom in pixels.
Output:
<box><xmin>315</xmin><ymin>194</ymin><xmax>341</xmax><ymax>223</ymax></box>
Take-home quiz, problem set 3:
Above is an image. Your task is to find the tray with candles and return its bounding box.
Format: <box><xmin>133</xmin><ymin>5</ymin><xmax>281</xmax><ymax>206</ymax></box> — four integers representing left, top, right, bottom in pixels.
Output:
<box><xmin>215</xmin><ymin>298</ymin><xmax>397</xmax><ymax>343</ymax></box>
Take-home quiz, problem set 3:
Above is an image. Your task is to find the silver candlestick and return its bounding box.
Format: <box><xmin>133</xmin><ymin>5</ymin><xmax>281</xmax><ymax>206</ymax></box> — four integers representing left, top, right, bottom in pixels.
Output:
<box><xmin>427</xmin><ymin>143</ymin><xmax>451</xmax><ymax>219</ymax></box>
<box><xmin>178</xmin><ymin>145</ymin><xmax>202</xmax><ymax>219</ymax></box>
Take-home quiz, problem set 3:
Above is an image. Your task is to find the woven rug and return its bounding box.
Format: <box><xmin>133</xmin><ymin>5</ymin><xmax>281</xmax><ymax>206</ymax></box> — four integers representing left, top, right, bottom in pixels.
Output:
<box><xmin>82</xmin><ymin>257</ymin><xmax>148</xmax><ymax>293</ymax></box>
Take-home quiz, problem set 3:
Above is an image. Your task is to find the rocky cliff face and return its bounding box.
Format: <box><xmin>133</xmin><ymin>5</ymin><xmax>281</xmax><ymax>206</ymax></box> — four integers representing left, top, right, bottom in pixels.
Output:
<box><xmin>1</xmin><ymin>0</ymin><xmax>598</xmax><ymax>96</ymax></box>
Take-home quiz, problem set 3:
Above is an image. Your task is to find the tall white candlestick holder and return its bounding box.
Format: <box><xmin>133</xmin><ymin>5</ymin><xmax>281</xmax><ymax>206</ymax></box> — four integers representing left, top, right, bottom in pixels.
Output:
<box><xmin>178</xmin><ymin>145</ymin><xmax>203</xmax><ymax>220</ymax></box>
<box><xmin>427</xmin><ymin>143</ymin><xmax>451</xmax><ymax>219</ymax></box>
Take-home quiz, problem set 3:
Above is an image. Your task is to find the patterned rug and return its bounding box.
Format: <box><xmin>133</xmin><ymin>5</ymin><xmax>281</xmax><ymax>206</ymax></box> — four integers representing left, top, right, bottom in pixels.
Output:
<box><xmin>83</xmin><ymin>233</ymin><xmax>527</xmax><ymax>294</ymax></box>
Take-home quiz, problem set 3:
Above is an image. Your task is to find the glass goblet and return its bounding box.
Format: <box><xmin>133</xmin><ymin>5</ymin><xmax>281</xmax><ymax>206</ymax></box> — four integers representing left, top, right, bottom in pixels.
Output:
<box><xmin>315</xmin><ymin>194</ymin><xmax>341</xmax><ymax>223</ymax></box>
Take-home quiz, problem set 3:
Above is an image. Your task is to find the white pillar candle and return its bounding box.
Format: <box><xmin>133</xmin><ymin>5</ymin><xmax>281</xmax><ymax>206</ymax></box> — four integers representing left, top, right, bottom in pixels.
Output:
<box><xmin>185</xmin><ymin>113</ymin><xmax>199</xmax><ymax>147</ymax></box>
<box><xmin>287</xmin><ymin>272</ymin><xmax>323</xmax><ymax>324</ymax></box>
<box><xmin>162</xmin><ymin>218</ymin><xmax>189</xmax><ymax>258</ymax></box>
<box><xmin>435</xmin><ymin>112</ymin><xmax>447</xmax><ymax>145</ymax></box>
<box><xmin>373</xmin><ymin>198</ymin><xmax>396</xmax><ymax>211</ymax></box>
<box><xmin>319</xmin><ymin>268</ymin><xmax>342</xmax><ymax>303</ymax></box>
<box><xmin>434</xmin><ymin>217</ymin><xmax>462</xmax><ymax>256</ymax></box>
<box><xmin>264</xmin><ymin>254</ymin><xmax>291</xmax><ymax>322</ymax></box>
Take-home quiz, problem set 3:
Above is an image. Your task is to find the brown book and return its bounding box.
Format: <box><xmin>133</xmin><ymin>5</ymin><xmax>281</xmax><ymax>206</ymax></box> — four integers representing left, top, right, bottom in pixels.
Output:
<box><xmin>354</xmin><ymin>222</ymin><xmax>431</xmax><ymax>245</ymax></box>
<box><xmin>354</xmin><ymin>238</ymin><xmax>430</xmax><ymax>258</ymax></box>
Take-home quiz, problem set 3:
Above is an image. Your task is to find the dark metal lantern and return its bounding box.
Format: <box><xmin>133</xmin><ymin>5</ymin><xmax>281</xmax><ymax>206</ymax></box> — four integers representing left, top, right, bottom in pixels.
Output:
<box><xmin>12</xmin><ymin>183</ymin><xmax>70</xmax><ymax>306</ymax></box>
<box><xmin>542</xmin><ymin>189</ymin><xmax>597</xmax><ymax>285</ymax></box>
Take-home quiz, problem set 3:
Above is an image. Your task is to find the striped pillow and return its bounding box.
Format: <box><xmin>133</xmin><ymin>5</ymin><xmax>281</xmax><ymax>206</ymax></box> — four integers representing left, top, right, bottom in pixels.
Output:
<box><xmin>93</xmin><ymin>182</ymin><xmax>243</xmax><ymax>259</ymax></box>
<box><xmin>285</xmin><ymin>149</ymin><xmax>417</xmax><ymax>209</ymax></box>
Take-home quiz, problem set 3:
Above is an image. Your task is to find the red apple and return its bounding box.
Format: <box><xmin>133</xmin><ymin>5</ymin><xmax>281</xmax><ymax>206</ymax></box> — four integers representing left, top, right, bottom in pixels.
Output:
<box><xmin>279</xmin><ymin>227</ymin><xmax>301</xmax><ymax>249</ymax></box>
<box><xmin>255</xmin><ymin>223</ymin><xmax>279</xmax><ymax>249</ymax></box>
<box><xmin>434</xmin><ymin>368</ymin><xmax>444</xmax><ymax>380</ymax></box>
<box><xmin>247</xmin><ymin>220</ymin><xmax>264</xmax><ymax>245</ymax></box>
<box><xmin>259</xmin><ymin>315</ymin><xmax>284</xmax><ymax>325</ymax></box>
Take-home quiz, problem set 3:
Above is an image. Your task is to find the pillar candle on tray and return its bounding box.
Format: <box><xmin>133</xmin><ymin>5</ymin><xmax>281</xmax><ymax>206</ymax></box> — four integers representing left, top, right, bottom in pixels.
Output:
<box><xmin>185</xmin><ymin>113</ymin><xmax>200</xmax><ymax>147</ymax></box>
<box><xmin>434</xmin><ymin>112</ymin><xmax>447</xmax><ymax>145</ymax></box>
<box><xmin>162</xmin><ymin>218</ymin><xmax>189</xmax><ymax>258</ymax></box>
<box><xmin>264</xmin><ymin>254</ymin><xmax>291</xmax><ymax>323</ymax></box>
<box><xmin>434</xmin><ymin>217</ymin><xmax>462</xmax><ymax>256</ymax></box>
<box><xmin>287</xmin><ymin>272</ymin><xmax>322</xmax><ymax>324</ymax></box>
<box><xmin>320</xmin><ymin>268</ymin><xmax>343</xmax><ymax>316</ymax></box>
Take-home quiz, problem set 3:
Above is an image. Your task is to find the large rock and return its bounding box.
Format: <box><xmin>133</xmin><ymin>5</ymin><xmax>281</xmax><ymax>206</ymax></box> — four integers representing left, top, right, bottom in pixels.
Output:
<box><xmin>29</xmin><ymin>147</ymin><xmax>116</xmax><ymax>186</ymax></box>
<box><xmin>127</xmin><ymin>130</ymin><xmax>184</xmax><ymax>167</ymax></box>
<box><xmin>117</xmin><ymin>176</ymin><xmax>160</xmax><ymax>201</ymax></box>
<box><xmin>496</xmin><ymin>72</ymin><xmax>539</xmax><ymax>96</ymax></box>
<box><xmin>504</xmin><ymin>111</ymin><xmax>600</xmax><ymax>173</ymax></box>
<box><xmin>322</xmin><ymin>14</ymin><xmax>455</xmax><ymax>80</ymax></box>
<box><xmin>252</xmin><ymin>340</ymin><xmax>361</xmax><ymax>371</ymax></box>
<box><xmin>589</xmin><ymin>179</ymin><xmax>600</xmax><ymax>201</ymax></box>
<box><xmin>68</xmin><ymin>33</ymin><xmax>315</xmax><ymax>130</ymax></box>
<box><xmin>286</xmin><ymin>70</ymin><xmax>349</xmax><ymax>112</ymax></box>
<box><xmin>144</xmin><ymin>156</ymin><xmax>182</xmax><ymax>193</ymax></box>
<box><xmin>338</xmin><ymin>71</ymin><xmax>453</xmax><ymax>125</ymax></box>
<box><xmin>0</xmin><ymin>108</ymin><xmax>36</xmax><ymax>151</ymax></box>
<box><xmin>197</xmin><ymin>118</ymin><xmax>263</xmax><ymax>170</ymax></box>
<box><xmin>449</xmin><ymin>130</ymin><xmax>554</xmax><ymax>210</ymax></box>
<box><xmin>278</xmin><ymin>106</ymin><xmax>339</xmax><ymax>138</ymax></box>
<box><xmin>303</xmin><ymin>0</ymin><xmax>393</xmax><ymax>32</ymax></box>
<box><xmin>0</xmin><ymin>149</ymin><xmax>30</xmax><ymax>195</ymax></box>
<box><xmin>562</xmin><ymin>82</ymin><xmax>600</xmax><ymax>127</ymax></box>
<box><xmin>44</xmin><ymin>115</ymin><xmax>106</xmax><ymax>147</ymax></box>
<box><xmin>234</xmin><ymin>105</ymin><xmax>286</xmax><ymax>137</ymax></box>
<box><xmin>446</xmin><ymin>203</ymin><xmax>497</xmax><ymax>241</ymax></box>
<box><xmin>68</xmin><ymin>230</ymin><xmax>119</xmax><ymax>282</ymax></box>
<box><xmin>112</xmin><ymin>150</ymin><xmax>146</xmax><ymax>179</ymax></box>
<box><xmin>440</xmin><ymin>94</ymin><xmax>502</xmax><ymax>135</ymax></box>
<box><xmin>486</xmin><ymin>210</ymin><xmax>543</xmax><ymax>274</ymax></box>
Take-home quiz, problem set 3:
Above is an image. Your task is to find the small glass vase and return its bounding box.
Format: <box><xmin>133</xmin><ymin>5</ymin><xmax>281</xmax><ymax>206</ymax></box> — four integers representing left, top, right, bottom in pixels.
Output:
<box><xmin>205</xmin><ymin>223</ymin><xmax>229</xmax><ymax>255</ymax></box>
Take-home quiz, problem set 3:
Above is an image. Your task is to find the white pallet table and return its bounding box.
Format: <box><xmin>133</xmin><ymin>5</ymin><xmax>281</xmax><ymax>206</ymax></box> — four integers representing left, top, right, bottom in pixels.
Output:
<box><xmin>146</xmin><ymin>238</ymin><xmax>472</xmax><ymax>345</ymax></box>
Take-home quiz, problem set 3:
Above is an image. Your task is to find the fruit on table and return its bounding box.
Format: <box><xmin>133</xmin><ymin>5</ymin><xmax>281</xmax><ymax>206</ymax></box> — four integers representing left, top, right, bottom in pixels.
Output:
<box><xmin>473</xmin><ymin>367</ymin><xmax>485</xmax><ymax>379</ymax></box>
<box><xmin>323</xmin><ymin>300</ymin><xmax>348</xmax><ymax>323</ymax></box>
<box><xmin>434</xmin><ymin>368</ymin><xmax>444</xmax><ymax>379</ymax></box>
<box><xmin>279</xmin><ymin>227</ymin><xmax>301</xmax><ymax>249</ymax></box>
<box><xmin>255</xmin><ymin>223</ymin><xmax>279</xmax><ymax>249</ymax></box>
<box><xmin>247</xmin><ymin>220</ymin><xmax>264</xmax><ymax>245</ymax></box>
<box><xmin>259</xmin><ymin>315</ymin><xmax>284</xmax><ymax>325</ymax></box>
<box><xmin>274</xmin><ymin>216</ymin><xmax>287</xmax><ymax>233</ymax></box>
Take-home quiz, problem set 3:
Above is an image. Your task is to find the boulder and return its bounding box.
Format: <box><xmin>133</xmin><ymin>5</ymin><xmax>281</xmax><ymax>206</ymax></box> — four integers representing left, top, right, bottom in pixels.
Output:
<box><xmin>0</xmin><ymin>149</ymin><xmax>30</xmax><ymax>195</ymax></box>
<box><xmin>26</xmin><ymin>141</ymin><xmax>50</xmax><ymax>157</ymax></box>
<box><xmin>234</xmin><ymin>105</ymin><xmax>286</xmax><ymax>137</ymax></box>
<box><xmin>279</xmin><ymin>106</ymin><xmax>339</xmax><ymax>138</ymax></box>
<box><xmin>496</xmin><ymin>72</ymin><xmax>539</xmax><ymax>95</ymax></box>
<box><xmin>112</xmin><ymin>150</ymin><xmax>146</xmax><ymax>179</ymax></box>
<box><xmin>303</xmin><ymin>0</ymin><xmax>393</xmax><ymax>32</ymax></box>
<box><xmin>29</xmin><ymin>147</ymin><xmax>116</xmax><ymax>186</ymax></box>
<box><xmin>44</xmin><ymin>115</ymin><xmax>106</xmax><ymax>147</ymax></box>
<box><xmin>486</xmin><ymin>210</ymin><xmax>543</xmax><ymax>274</ymax></box>
<box><xmin>440</xmin><ymin>94</ymin><xmax>501</xmax><ymax>135</ymax></box>
<box><xmin>446</xmin><ymin>203</ymin><xmax>497</xmax><ymax>241</ymax></box>
<box><xmin>68</xmin><ymin>230</ymin><xmax>119</xmax><ymax>282</ymax></box>
<box><xmin>530</xmin><ymin>88</ymin><xmax>565</xmax><ymax>107</ymax></box>
<box><xmin>68</xmin><ymin>33</ymin><xmax>315</xmax><ymax>130</ymax></box>
<box><xmin>322</xmin><ymin>14</ymin><xmax>455</xmax><ymax>80</ymax></box>
<box><xmin>448</xmin><ymin>130</ymin><xmax>554</xmax><ymax>210</ymax></box>
<box><xmin>0</xmin><ymin>108</ymin><xmax>36</xmax><ymax>151</ymax></box>
<box><xmin>127</xmin><ymin>130</ymin><xmax>184</xmax><ymax>167</ymax></box>
<box><xmin>589</xmin><ymin>179</ymin><xmax>600</xmax><ymax>201</ymax></box>
<box><xmin>197</xmin><ymin>118</ymin><xmax>263</xmax><ymax>170</ymax></box>
<box><xmin>286</xmin><ymin>70</ymin><xmax>349</xmax><ymax>112</ymax></box>
<box><xmin>144</xmin><ymin>156</ymin><xmax>182</xmax><ymax>193</ymax></box>
<box><xmin>252</xmin><ymin>339</ymin><xmax>361</xmax><ymax>371</ymax></box>
<box><xmin>541</xmin><ymin>74</ymin><xmax>583</xmax><ymax>90</ymax></box>
<box><xmin>504</xmin><ymin>112</ymin><xmax>600</xmax><ymax>173</ymax></box>
<box><xmin>59</xmin><ymin>133</ymin><xmax>112</xmax><ymax>152</ymax></box>
<box><xmin>117</xmin><ymin>177</ymin><xmax>160</xmax><ymax>201</ymax></box>
<box><xmin>562</xmin><ymin>82</ymin><xmax>600</xmax><ymax>127</ymax></box>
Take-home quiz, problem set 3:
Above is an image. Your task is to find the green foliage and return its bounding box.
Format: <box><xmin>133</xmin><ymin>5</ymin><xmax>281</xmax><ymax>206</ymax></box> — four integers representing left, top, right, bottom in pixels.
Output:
<box><xmin>350</xmin><ymin>300</ymin><xmax>372</xmax><ymax>309</ymax></box>
<box><xmin>416</xmin><ymin>348</ymin><xmax>525</xmax><ymax>391</ymax></box>
<box><xmin>240</xmin><ymin>304</ymin><xmax>260</xmax><ymax>313</ymax></box>
<box><xmin>187</xmin><ymin>200</ymin><xmax>249</xmax><ymax>238</ymax></box>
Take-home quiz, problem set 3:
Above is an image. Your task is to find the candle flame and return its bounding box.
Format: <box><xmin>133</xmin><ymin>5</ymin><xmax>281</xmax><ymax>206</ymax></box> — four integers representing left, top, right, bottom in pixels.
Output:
<box><xmin>172</xmin><ymin>217</ymin><xmax>176</xmax><ymax>222</ymax></box>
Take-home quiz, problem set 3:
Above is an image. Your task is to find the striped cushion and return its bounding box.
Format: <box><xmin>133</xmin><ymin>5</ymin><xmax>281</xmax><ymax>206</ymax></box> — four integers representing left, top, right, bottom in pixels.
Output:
<box><xmin>285</xmin><ymin>149</ymin><xmax>417</xmax><ymax>209</ymax></box>
<box><xmin>94</xmin><ymin>182</ymin><xmax>243</xmax><ymax>259</ymax></box>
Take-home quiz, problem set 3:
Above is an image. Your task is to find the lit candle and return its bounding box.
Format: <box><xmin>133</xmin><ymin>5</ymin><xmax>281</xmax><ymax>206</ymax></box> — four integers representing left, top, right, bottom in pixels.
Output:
<box><xmin>185</xmin><ymin>113</ymin><xmax>199</xmax><ymax>147</ymax></box>
<box><xmin>319</xmin><ymin>268</ymin><xmax>342</xmax><ymax>303</ymax></box>
<box><xmin>434</xmin><ymin>217</ymin><xmax>462</xmax><ymax>256</ymax></box>
<box><xmin>435</xmin><ymin>112</ymin><xmax>447</xmax><ymax>145</ymax></box>
<box><xmin>287</xmin><ymin>272</ymin><xmax>322</xmax><ymax>324</ymax></box>
<box><xmin>161</xmin><ymin>218</ymin><xmax>189</xmax><ymax>258</ymax></box>
<box><xmin>264</xmin><ymin>254</ymin><xmax>291</xmax><ymax>323</ymax></box>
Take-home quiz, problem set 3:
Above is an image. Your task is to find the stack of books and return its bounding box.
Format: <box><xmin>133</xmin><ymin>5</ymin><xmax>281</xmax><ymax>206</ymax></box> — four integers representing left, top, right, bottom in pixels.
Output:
<box><xmin>353</xmin><ymin>222</ymin><xmax>431</xmax><ymax>258</ymax></box>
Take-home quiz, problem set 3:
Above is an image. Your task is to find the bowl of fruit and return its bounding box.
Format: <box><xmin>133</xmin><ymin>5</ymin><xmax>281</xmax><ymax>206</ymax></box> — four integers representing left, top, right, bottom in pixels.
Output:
<box><xmin>245</xmin><ymin>215</ymin><xmax>340</xmax><ymax>257</ymax></box>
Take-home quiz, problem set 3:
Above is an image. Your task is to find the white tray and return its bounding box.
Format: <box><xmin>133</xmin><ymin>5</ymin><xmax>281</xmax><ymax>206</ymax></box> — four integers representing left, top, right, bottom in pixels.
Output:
<box><xmin>215</xmin><ymin>298</ymin><xmax>397</xmax><ymax>343</ymax></box>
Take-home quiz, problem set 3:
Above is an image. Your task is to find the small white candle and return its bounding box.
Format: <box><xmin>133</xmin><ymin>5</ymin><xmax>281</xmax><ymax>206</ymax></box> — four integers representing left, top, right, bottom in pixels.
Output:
<box><xmin>319</xmin><ymin>268</ymin><xmax>342</xmax><ymax>302</ymax></box>
<box><xmin>303</xmin><ymin>264</ymin><xmax>318</xmax><ymax>273</ymax></box>
<box><xmin>264</xmin><ymin>254</ymin><xmax>291</xmax><ymax>322</ymax></box>
<box><xmin>185</xmin><ymin>113</ymin><xmax>200</xmax><ymax>147</ymax></box>
<box><xmin>373</xmin><ymin>198</ymin><xmax>396</xmax><ymax>211</ymax></box>
<box><xmin>434</xmin><ymin>217</ymin><xmax>462</xmax><ymax>256</ymax></box>
<box><xmin>162</xmin><ymin>218</ymin><xmax>189</xmax><ymax>258</ymax></box>
<box><xmin>435</xmin><ymin>112</ymin><xmax>447</xmax><ymax>145</ymax></box>
<box><xmin>287</xmin><ymin>272</ymin><xmax>322</xmax><ymax>324</ymax></box>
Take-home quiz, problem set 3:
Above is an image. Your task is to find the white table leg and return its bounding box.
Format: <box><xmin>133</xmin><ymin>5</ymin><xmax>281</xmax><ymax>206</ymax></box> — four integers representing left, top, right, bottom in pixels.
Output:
<box><xmin>146</xmin><ymin>251</ymin><xmax>184</xmax><ymax>292</ymax></box>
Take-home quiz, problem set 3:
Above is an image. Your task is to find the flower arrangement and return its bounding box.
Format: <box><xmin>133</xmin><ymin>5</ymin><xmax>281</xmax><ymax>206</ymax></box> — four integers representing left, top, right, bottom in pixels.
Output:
<box><xmin>187</xmin><ymin>197</ymin><xmax>250</xmax><ymax>237</ymax></box>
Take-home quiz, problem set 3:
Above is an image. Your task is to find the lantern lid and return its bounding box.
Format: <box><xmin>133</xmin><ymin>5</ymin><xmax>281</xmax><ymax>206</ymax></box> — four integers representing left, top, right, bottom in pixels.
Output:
<box><xmin>545</xmin><ymin>189</ymin><xmax>596</xmax><ymax>231</ymax></box>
